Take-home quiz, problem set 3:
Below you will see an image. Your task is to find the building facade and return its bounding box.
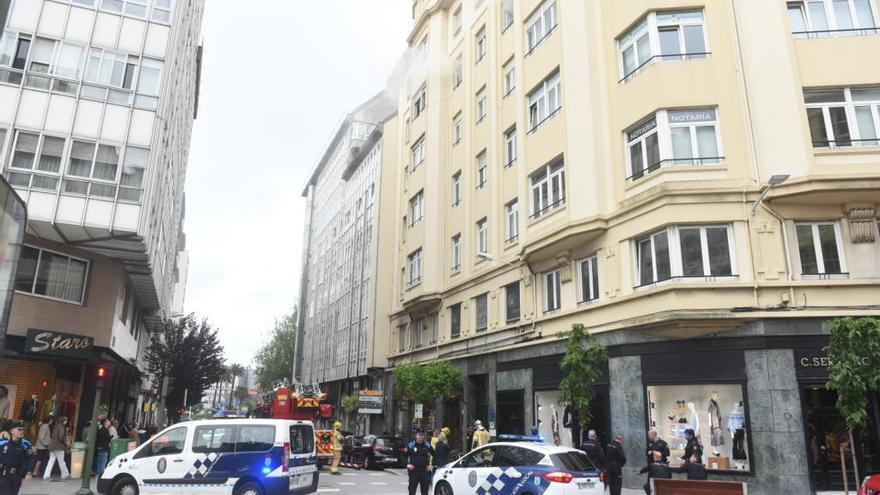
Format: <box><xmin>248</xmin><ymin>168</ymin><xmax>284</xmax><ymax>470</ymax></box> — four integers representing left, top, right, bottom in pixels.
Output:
<box><xmin>385</xmin><ymin>1</ymin><xmax>880</xmax><ymax>494</ymax></box>
<box><xmin>295</xmin><ymin>92</ymin><xmax>399</xmax><ymax>432</ymax></box>
<box><xmin>0</xmin><ymin>0</ymin><xmax>203</xmax><ymax>439</ymax></box>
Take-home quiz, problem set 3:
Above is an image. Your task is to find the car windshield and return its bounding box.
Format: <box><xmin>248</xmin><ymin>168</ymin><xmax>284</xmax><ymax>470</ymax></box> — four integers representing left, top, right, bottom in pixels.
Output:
<box><xmin>551</xmin><ymin>451</ymin><xmax>597</xmax><ymax>472</ymax></box>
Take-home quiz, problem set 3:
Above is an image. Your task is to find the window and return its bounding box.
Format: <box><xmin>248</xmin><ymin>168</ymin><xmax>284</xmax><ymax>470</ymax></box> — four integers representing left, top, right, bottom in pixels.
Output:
<box><xmin>544</xmin><ymin>270</ymin><xmax>561</xmax><ymax>312</ymax></box>
<box><xmin>475</xmin><ymin>293</ymin><xmax>488</xmax><ymax>331</ymax></box>
<box><xmin>530</xmin><ymin>160</ymin><xmax>565</xmax><ymax>218</ymax></box>
<box><xmin>119</xmin><ymin>147</ymin><xmax>149</xmax><ymax>202</ymax></box>
<box><xmin>67</xmin><ymin>140</ymin><xmax>119</xmax><ymax>182</ymax></box>
<box><xmin>505</xmin><ymin>282</ymin><xmax>520</xmax><ymax>322</ymax></box>
<box><xmin>625</xmin><ymin>108</ymin><xmax>722</xmax><ymax>181</ymax></box>
<box><xmin>461</xmin><ymin>447</ymin><xmax>497</xmax><ymax>468</ymax></box>
<box><xmin>453</xmin><ymin>56</ymin><xmax>463</xmax><ymax>87</ymax></box>
<box><xmin>137</xmin><ymin>426</ymin><xmax>185</xmax><ymax>458</ymax></box>
<box><xmin>408</xmin><ymin>248</ymin><xmax>423</xmax><ymax>284</ymax></box>
<box><xmin>9</xmin><ymin>131</ymin><xmax>65</xmax><ymax>174</ymax></box>
<box><xmin>84</xmin><ymin>48</ymin><xmax>138</xmax><ymax>89</ymax></box>
<box><xmin>452</xmin><ymin>172</ymin><xmax>462</xmax><ymax>206</ymax></box>
<box><xmin>193</xmin><ymin>425</ymin><xmax>236</xmax><ymax>454</ymax></box>
<box><xmin>504</xmin><ymin>63</ymin><xmax>516</xmax><ymax>95</ymax></box>
<box><xmin>15</xmin><ymin>245</ymin><xmax>88</xmax><ymax>304</ymax></box>
<box><xmin>805</xmin><ymin>87</ymin><xmax>880</xmax><ymax>148</ymax></box>
<box><xmin>476</xmin><ymin>218</ymin><xmax>488</xmax><ymax>255</ymax></box>
<box><xmin>452</xmin><ymin>6</ymin><xmax>463</xmax><ymax>36</ymax></box>
<box><xmin>452</xmin><ymin>234</ymin><xmax>462</xmax><ymax>271</ymax></box>
<box><xmin>505</xmin><ymin>199</ymin><xmax>519</xmax><ymax>242</ymax></box>
<box><xmin>102</xmin><ymin>0</ymin><xmax>148</xmax><ymax>17</ymax></box>
<box><xmin>429</xmin><ymin>312</ymin><xmax>439</xmax><ymax>344</ymax></box>
<box><xmin>476</xmin><ymin>152</ymin><xmax>487</xmax><ymax>188</ymax></box>
<box><xmin>788</xmin><ymin>0</ymin><xmax>877</xmax><ymax>36</ymax></box>
<box><xmin>236</xmin><ymin>425</ymin><xmax>275</xmax><ymax>452</ymax></box>
<box><xmin>409</xmin><ymin>191</ymin><xmax>423</xmax><ymax>226</ymax></box>
<box><xmin>618</xmin><ymin>10</ymin><xmax>708</xmax><ymax>82</ymax></box>
<box><xmin>398</xmin><ymin>324</ymin><xmax>409</xmax><ymax>351</ymax></box>
<box><xmin>635</xmin><ymin>225</ymin><xmax>735</xmax><ymax>287</ymax></box>
<box><xmin>502</xmin><ymin>0</ymin><xmax>514</xmax><ymax>30</ymax></box>
<box><xmin>498</xmin><ymin>445</ymin><xmax>545</xmax><ymax>466</ymax></box>
<box><xmin>476</xmin><ymin>90</ymin><xmax>487</xmax><ymax>123</ymax></box>
<box><xmin>417</xmin><ymin>36</ymin><xmax>428</xmax><ymax>61</ymax></box>
<box><xmin>476</xmin><ymin>28</ymin><xmax>487</xmax><ymax>62</ymax></box>
<box><xmin>28</xmin><ymin>38</ymin><xmax>84</xmax><ymax>79</ymax></box>
<box><xmin>290</xmin><ymin>425</ymin><xmax>315</xmax><ymax>455</ymax></box>
<box><xmin>411</xmin><ymin>136</ymin><xmax>426</xmax><ymax>169</ymax></box>
<box><xmin>526</xmin><ymin>0</ymin><xmax>558</xmax><ymax>52</ymax></box>
<box><xmin>453</xmin><ymin>114</ymin><xmax>463</xmax><ymax>145</ymax></box>
<box><xmin>413</xmin><ymin>85</ymin><xmax>427</xmax><ymax>119</ymax></box>
<box><xmin>450</xmin><ymin>303</ymin><xmax>462</xmax><ymax>338</ymax></box>
<box><xmin>527</xmin><ymin>71</ymin><xmax>561</xmax><ymax>131</ymax></box>
<box><xmin>504</xmin><ymin>127</ymin><xmax>517</xmax><ymax>165</ymax></box>
<box><xmin>151</xmin><ymin>0</ymin><xmax>174</xmax><ymax>23</ymax></box>
<box><xmin>796</xmin><ymin>222</ymin><xmax>845</xmax><ymax>276</ymax></box>
<box><xmin>579</xmin><ymin>255</ymin><xmax>600</xmax><ymax>302</ymax></box>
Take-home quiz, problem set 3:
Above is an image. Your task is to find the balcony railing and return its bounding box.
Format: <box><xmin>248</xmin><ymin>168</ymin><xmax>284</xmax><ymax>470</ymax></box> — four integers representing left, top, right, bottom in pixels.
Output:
<box><xmin>529</xmin><ymin>198</ymin><xmax>565</xmax><ymax>219</ymax></box>
<box><xmin>619</xmin><ymin>52</ymin><xmax>711</xmax><ymax>83</ymax></box>
<box><xmin>793</xmin><ymin>26</ymin><xmax>880</xmax><ymax>39</ymax></box>
<box><xmin>626</xmin><ymin>156</ymin><xmax>725</xmax><ymax>182</ymax></box>
<box><xmin>812</xmin><ymin>138</ymin><xmax>880</xmax><ymax>148</ymax></box>
<box><xmin>634</xmin><ymin>274</ymin><xmax>738</xmax><ymax>290</ymax></box>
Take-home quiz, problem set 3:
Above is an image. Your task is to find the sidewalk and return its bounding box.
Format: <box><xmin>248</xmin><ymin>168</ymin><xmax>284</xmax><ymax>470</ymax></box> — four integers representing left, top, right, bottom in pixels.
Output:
<box><xmin>19</xmin><ymin>477</ymin><xmax>94</xmax><ymax>495</ymax></box>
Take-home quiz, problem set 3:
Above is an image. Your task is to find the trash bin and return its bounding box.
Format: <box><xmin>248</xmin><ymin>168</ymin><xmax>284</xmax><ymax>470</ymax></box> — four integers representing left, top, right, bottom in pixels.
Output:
<box><xmin>70</xmin><ymin>442</ymin><xmax>86</xmax><ymax>479</ymax></box>
<box><xmin>109</xmin><ymin>438</ymin><xmax>130</xmax><ymax>463</ymax></box>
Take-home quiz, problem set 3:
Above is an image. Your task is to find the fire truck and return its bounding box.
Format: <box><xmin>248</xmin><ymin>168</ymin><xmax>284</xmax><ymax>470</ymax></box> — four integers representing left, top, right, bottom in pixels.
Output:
<box><xmin>254</xmin><ymin>383</ymin><xmax>336</xmax><ymax>468</ymax></box>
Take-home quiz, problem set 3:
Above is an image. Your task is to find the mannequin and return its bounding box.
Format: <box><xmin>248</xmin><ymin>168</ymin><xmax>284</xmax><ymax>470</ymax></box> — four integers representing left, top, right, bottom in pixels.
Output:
<box><xmin>549</xmin><ymin>403</ymin><xmax>560</xmax><ymax>446</ymax></box>
<box><xmin>728</xmin><ymin>402</ymin><xmax>747</xmax><ymax>463</ymax></box>
<box><xmin>707</xmin><ymin>393</ymin><xmax>724</xmax><ymax>447</ymax></box>
<box><xmin>39</xmin><ymin>394</ymin><xmax>57</xmax><ymax>421</ymax></box>
<box><xmin>563</xmin><ymin>404</ymin><xmax>580</xmax><ymax>448</ymax></box>
<box><xmin>687</xmin><ymin>402</ymin><xmax>699</xmax><ymax>435</ymax></box>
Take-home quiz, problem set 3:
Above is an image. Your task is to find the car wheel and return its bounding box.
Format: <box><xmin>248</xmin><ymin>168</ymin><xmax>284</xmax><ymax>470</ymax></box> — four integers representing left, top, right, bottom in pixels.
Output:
<box><xmin>435</xmin><ymin>481</ymin><xmax>454</xmax><ymax>495</ymax></box>
<box><xmin>235</xmin><ymin>481</ymin><xmax>264</xmax><ymax>495</ymax></box>
<box><xmin>111</xmin><ymin>476</ymin><xmax>139</xmax><ymax>495</ymax></box>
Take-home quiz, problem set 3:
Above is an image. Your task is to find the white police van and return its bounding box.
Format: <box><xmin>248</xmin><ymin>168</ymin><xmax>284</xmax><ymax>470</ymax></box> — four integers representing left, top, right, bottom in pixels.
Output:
<box><xmin>98</xmin><ymin>419</ymin><xmax>318</xmax><ymax>495</ymax></box>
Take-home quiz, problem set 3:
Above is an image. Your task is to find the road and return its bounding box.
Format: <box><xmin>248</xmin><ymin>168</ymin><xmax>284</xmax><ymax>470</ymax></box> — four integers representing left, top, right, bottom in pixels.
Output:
<box><xmin>317</xmin><ymin>467</ymin><xmax>411</xmax><ymax>493</ymax></box>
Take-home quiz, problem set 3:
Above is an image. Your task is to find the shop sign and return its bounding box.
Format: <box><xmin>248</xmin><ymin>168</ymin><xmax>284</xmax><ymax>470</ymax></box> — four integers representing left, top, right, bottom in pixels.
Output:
<box><xmin>25</xmin><ymin>329</ymin><xmax>93</xmax><ymax>359</ymax></box>
<box><xmin>357</xmin><ymin>390</ymin><xmax>383</xmax><ymax>414</ymax></box>
<box><xmin>795</xmin><ymin>348</ymin><xmax>870</xmax><ymax>377</ymax></box>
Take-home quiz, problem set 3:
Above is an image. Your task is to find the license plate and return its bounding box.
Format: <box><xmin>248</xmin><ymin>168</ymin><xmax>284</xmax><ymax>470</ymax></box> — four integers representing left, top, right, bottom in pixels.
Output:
<box><xmin>577</xmin><ymin>481</ymin><xmax>595</xmax><ymax>490</ymax></box>
<box><xmin>290</xmin><ymin>473</ymin><xmax>312</xmax><ymax>489</ymax></box>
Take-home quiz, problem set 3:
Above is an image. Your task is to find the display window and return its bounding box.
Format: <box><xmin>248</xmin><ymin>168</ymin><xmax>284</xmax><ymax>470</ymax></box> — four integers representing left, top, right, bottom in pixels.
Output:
<box><xmin>534</xmin><ymin>390</ymin><xmax>574</xmax><ymax>448</ymax></box>
<box><xmin>646</xmin><ymin>384</ymin><xmax>751</xmax><ymax>473</ymax></box>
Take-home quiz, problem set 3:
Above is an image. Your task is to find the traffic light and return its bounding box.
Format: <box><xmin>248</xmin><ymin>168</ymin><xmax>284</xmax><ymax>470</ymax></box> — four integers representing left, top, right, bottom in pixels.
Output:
<box><xmin>95</xmin><ymin>366</ymin><xmax>108</xmax><ymax>389</ymax></box>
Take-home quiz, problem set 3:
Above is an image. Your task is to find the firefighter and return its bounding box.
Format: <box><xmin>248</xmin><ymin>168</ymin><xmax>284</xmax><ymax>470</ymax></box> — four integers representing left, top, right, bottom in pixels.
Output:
<box><xmin>330</xmin><ymin>420</ymin><xmax>344</xmax><ymax>475</ymax></box>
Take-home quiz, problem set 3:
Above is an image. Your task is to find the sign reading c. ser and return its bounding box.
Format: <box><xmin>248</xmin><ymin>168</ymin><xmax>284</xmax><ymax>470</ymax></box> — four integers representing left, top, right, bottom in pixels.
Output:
<box><xmin>25</xmin><ymin>329</ymin><xmax>94</xmax><ymax>359</ymax></box>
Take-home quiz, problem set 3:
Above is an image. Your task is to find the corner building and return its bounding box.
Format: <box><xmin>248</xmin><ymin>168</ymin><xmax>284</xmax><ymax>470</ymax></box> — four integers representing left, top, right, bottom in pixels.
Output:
<box><xmin>387</xmin><ymin>1</ymin><xmax>880</xmax><ymax>493</ymax></box>
<box><xmin>0</xmin><ymin>0</ymin><xmax>202</xmax><ymax>440</ymax></box>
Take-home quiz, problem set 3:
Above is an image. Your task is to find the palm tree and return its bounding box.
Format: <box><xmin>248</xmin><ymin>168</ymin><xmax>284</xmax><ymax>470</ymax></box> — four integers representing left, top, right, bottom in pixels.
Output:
<box><xmin>227</xmin><ymin>363</ymin><xmax>244</xmax><ymax>409</ymax></box>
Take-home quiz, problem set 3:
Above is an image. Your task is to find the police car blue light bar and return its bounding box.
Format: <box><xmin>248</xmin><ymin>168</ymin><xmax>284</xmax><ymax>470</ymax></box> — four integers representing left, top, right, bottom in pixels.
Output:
<box><xmin>495</xmin><ymin>434</ymin><xmax>546</xmax><ymax>443</ymax></box>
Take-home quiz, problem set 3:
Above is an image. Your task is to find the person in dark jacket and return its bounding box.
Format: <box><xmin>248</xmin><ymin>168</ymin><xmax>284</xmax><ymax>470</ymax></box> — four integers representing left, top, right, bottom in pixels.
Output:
<box><xmin>646</xmin><ymin>428</ymin><xmax>669</xmax><ymax>464</ymax></box>
<box><xmin>605</xmin><ymin>434</ymin><xmax>627</xmax><ymax>495</ymax></box>
<box><xmin>94</xmin><ymin>418</ymin><xmax>113</xmax><ymax>477</ymax></box>
<box><xmin>637</xmin><ymin>451</ymin><xmax>672</xmax><ymax>495</ymax></box>
<box><xmin>405</xmin><ymin>430</ymin><xmax>434</xmax><ymax>495</ymax></box>
<box><xmin>673</xmin><ymin>454</ymin><xmax>708</xmax><ymax>480</ymax></box>
<box><xmin>581</xmin><ymin>429</ymin><xmax>605</xmax><ymax>470</ymax></box>
<box><xmin>0</xmin><ymin>420</ymin><xmax>36</xmax><ymax>495</ymax></box>
<box><xmin>433</xmin><ymin>432</ymin><xmax>450</xmax><ymax>469</ymax></box>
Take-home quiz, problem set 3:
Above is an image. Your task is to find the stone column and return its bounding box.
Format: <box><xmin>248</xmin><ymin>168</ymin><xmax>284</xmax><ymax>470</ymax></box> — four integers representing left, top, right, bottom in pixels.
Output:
<box><xmin>609</xmin><ymin>355</ymin><xmax>646</xmax><ymax>489</ymax></box>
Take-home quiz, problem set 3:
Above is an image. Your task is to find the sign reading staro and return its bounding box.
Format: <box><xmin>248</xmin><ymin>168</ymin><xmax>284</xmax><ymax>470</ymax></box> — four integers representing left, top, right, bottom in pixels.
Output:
<box><xmin>24</xmin><ymin>329</ymin><xmax>94</xmax><ymax>359</ymax></box>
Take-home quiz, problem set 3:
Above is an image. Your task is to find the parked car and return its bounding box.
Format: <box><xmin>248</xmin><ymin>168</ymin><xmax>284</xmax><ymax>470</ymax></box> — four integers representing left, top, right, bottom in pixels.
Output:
<box><xmin>362</xmin><ymin>435</ymin><xmax>406</xmax><ymax>469</ymax></box>
<box><xmin>861</xmin><ymin>474</ymin><xmax>880</xmax><ymax>495</ymax></box>
<box><xmin>341</xmin><ymin>434</ymin><xmax>365</xmax><ymax>463</ymax></box>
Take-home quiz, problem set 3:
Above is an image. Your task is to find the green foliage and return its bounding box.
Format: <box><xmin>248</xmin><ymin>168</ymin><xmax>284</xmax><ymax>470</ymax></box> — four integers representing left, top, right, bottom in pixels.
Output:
<box><xmin>395</xmin><ymin>361</ymin><xmax>463</xmax><ymax>405</ymax></box>
<box><xmin>559</xmin><ymin>323</ymin><xmax>608</xmax><ymax>429</ymax></box>
<box><xmin>826</xmin><ymin>317</ymin><xmax>880</xmax><ymax>429</ymax></box>
<box><xmin>340</xmin><ymin>393</ymin><xmax>361</xmax><ymax>415</ymax></box>
<box><xmin>254</xmin><ymin>309</ymin><xmax>298</xmax><ymax>390</ymax></box>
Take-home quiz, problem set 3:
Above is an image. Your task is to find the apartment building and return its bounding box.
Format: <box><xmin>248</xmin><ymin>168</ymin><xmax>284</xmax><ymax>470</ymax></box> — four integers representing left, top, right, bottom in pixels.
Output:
<box><xmin>0</xmin><ymin>0</ymin><xmax>203</xmax><ymax>438</ymax></box>
<box><xmin>295</xmin><ymin>91</ymin><xmax>399</xmax><ymax>431</ymax></box>
<box><xmin>386</xmin><ymin>1</ymin><xmax>880</xmax><ymax>493</ymax></box>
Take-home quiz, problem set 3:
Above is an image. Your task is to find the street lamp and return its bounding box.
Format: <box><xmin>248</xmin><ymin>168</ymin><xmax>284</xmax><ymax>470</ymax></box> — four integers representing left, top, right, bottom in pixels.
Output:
<box><xmin>477</xmin><ymin>252</ymin><xmax>519</xmax><ymax>268</ymax></box>
<box><xmin>750</xmin><ymin>174</ymin><xmax>789</xmax><ymax>216</ymax></box>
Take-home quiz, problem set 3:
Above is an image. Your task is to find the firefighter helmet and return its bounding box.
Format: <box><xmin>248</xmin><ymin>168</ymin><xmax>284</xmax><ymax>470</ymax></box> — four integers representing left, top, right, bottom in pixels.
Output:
<box><xmin>333</xmin><ymin>420</ymin><xmax>342</xmax><ymax>430</ymax></box>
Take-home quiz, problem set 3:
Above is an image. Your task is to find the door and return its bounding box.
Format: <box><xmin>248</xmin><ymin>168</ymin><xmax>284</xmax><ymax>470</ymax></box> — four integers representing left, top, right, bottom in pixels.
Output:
<box><xmin>133</xmin><ymin>426</ymin><xmax>189</xmax><ymax>495</ymax></box>
<box><xmin>189</xmin><ymin>423</ymin><xmax>237</xmax><ymax>495</ymax></box>
<box><xmin>496</xmin><ymin>390</ymin><xmax>525</xmax><ymax>436</ymax></box>
<box><xmin>455</xmin><ymin>446</ymin><xmax>498</xmax><ymax>492</ymax></box>
<box><xmin>289</xmin><ymin>423</ymin><xmax>317</xmax><ymax>494</ymax></box>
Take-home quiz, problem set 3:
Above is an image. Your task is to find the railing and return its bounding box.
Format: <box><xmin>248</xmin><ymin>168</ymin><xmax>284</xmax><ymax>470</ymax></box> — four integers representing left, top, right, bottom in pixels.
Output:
<box><xmin>634</xmin><ymin>274</ymin><xmax>737</xmax><ymax>289</ymax></box>
<box><xmin>793</xmin><ymin>26</ymin><xmax>880</xmax><ymax>39</ymax></box>
<box><xmin>626</xmin><ymin>156</ymin><xmax>725</xmax><ymax>182</ymax></box>
<box><xmin>525</xmin><ymin>25</ymin><xmax>558</xmax><ymax>57</ymax></box>
<box><xmin>619</xmin><ymin>52</ymin><xmax>712</xmax><ymax>83</ymax></box>
<box><xmin>505</xmin><ymin>234</ymin><xmax>519</xmax><ymax>244</ymax></box>
<box><xmin>801</xmin><ymin>271</ymin><xmax>849</xmax><ymax>279</ymax></box>
<box><xmin>529</xmin><ymin>198</ymin><xmax>565</xmax><ymax>219</ymax></box>
<box><xmin>812</xmin><ymin>138</ymin><xmax>880</xmax><ymax>148</ymax></box>
<box><xmin>527</xmin><ymin>107</ymin><xmax>562</xmax><ymax>134</ymax></box>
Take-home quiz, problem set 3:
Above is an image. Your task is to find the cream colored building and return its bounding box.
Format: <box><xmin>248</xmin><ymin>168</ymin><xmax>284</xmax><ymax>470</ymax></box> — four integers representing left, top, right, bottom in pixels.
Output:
<box><xmin>384</xmin><ymin>1</ymin><xmax>880</xmax><ymax>493</ymax></box>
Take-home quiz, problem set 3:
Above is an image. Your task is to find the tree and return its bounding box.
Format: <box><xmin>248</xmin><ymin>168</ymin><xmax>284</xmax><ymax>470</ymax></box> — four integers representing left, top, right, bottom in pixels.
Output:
<box><xmin>340</xmin><ymin>393</ymin><xmax>365</xmax><ymax>435</ymax></box>
<box><xmin>395</xmin><ymin>361</ymin><xmax>463</xmax><ymax>428</ymax></box>
<box><xmin>559</xmin><ymin>323</ymin><xmax>609</xmax><ymax>429</ymax></box>
<box><xmin>233</xmin><ymin>385</ymin><xmax>249</xmax><ymax>407</ymax></box>
<box><xmin>144</xmin><ymin>314</ymin><xmax>226</xmax><ymax>422</ymax></box>
<box><xmin>226</xmin><ymin>363</ymin><xmax>244</xmax><ymax>408</ymax></box>
<box><xmin>254</xmin><ymin>309</ymin><xmax>297</xmax><ymax>390</ymax></box>
<box><xmin>825</xmin><ymin>317</ymin><xmax>880</xmax><ymax>485</ymax></box>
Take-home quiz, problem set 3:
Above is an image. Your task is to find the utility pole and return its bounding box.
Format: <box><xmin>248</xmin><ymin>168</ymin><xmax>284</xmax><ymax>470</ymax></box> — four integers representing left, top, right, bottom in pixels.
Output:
<box><xmin>158</xmin><ymin>376</ymin><xmax>174</xmax><ymax>426</ymax></box>
<box><xmin>76</xmin><ymin>366</ymin><xmax>107</xmax><ymax>495</ymax></box>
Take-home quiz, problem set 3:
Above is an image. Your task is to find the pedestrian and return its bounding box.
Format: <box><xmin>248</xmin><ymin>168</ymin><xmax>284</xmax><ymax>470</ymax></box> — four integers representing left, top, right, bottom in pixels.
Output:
<box><xmin>329</xmin><ymin>420</ymin><xmax>343</xmax><ymax>475</ymax></box>
<box><xmin>637</xmin><ymin>451</ymin><xmax>672</xmax><ymax>495</ymax></box>
<box><xmin>0</xmin><ymin>420</ymin><xmax>36</xmax><ymax>495</ymax></box>
<box><xmin>108</xmin><ymin>419</ymin><xmax>118</xmax><ymax>440</ymax></box>
<box><xmin>646</xmin><ymin>428</ymin><xmax>669</xmax><ymax>464</ymax></box>
<box><xmin>605</xmin><ymin>434</ymin><xmax>627</xmax><ymax>495</ymax></box>
<box><xmin>405</xmin><ymin>429</ymin><xmax>434</xmax><ymax>495</ymax></box>
<box><xmin>433</xmin><ymin>430</ymin><xmax>450</xmax><ymax>468</ymax></box>
<box><xmin>672</xmin><ymin>453</ymin><xmax>708</xmax><ymax>480</ymax></box>
<box><xmin>33</xmin><ymin>417</ymin><xmax>51</xmax><ymax>477</ymax></box>
<box><xmin>81</xmin><ymin>420</ymin><xmax>91</xmax><ymax>445</ymax></box>
<box><xmin>43</xmin><ymin>416</ymin><xmax>70</xmax><ymax>480</ymax></box>
<box><xmin>95</xmin><ymin>418</ymin><xmax>113</xmax><ymax>477</ymax></box>
<box><xmin>581</xmin><ymin>429</ymin><xmax>605</xmax><ymax>470</ymax></box>
<box><xmin>681</xmin><ymin>429</ymin><xmax>703</xmax><ymax>463</ymax></box>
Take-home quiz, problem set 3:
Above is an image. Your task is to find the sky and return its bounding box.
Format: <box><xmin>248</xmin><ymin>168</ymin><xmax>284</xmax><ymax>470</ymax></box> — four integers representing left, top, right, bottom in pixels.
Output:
<box><xmin>185</xmin><ymin>0</ymin><xmax>411</xmax><ymax>365</ymax></box>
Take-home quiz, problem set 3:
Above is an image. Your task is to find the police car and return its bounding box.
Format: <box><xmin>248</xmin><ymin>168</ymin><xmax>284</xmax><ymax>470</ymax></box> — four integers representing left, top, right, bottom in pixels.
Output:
<box><xmin>97</xmin><ymin>419</ymin><xmax>318</xmax><ymax>495</ymax></box>
<box><xmin>431</xmin><ymin>436</ymin><xmax>604</xmax><ymax>495</ymax></box>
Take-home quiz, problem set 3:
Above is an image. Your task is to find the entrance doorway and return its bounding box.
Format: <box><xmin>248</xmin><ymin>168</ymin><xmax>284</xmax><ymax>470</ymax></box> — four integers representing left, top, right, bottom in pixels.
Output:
<box><xmin>803</xmin><ymin>385</ymin><xmax>879</xmax><ymax>491</ymax></box>
<box><xmin>496</xmin><ymin>390</ymin><xmax>524</xmax><ymax>435</ymax></box>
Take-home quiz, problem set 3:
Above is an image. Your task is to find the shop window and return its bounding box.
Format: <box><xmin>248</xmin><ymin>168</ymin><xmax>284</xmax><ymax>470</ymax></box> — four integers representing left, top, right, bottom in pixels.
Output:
<box><xmin>534</xmin><ymin>390</ymin><xmax>575</xmax><ymax>448</ymax></box>
<box><xmin>646</xmin><ymin>384</ymin><xmax>751</xmax><ymax>472</ymax></box>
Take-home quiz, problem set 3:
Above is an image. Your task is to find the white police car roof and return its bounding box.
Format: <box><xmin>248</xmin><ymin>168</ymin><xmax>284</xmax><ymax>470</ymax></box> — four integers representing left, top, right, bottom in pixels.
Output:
<box><xmin>484</xmin><ymin>441</ymin><xmax>580</xmax><ymax>456</ymax></box>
